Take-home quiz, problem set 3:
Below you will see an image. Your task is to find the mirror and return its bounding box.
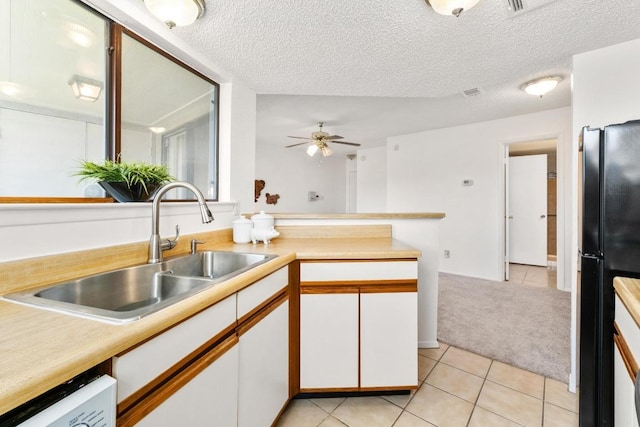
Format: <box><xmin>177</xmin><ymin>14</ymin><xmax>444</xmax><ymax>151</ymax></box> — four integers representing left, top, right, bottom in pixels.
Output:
<box><xmin>0</xmin><ymin>0</ymin><xmax>219</xmax><ymax>201</ymax></box>
<box><xmin>120</xmin><ymin>32</ymin><xmax>218</xmax><ymax>200</ymax></box>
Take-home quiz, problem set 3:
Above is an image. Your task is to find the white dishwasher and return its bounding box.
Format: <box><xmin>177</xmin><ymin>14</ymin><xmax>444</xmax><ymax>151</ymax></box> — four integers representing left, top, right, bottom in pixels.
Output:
<box><xmin>1</xmin><ymin>374</ymin><xmax>116</xmax><ymax>427</ymax></box>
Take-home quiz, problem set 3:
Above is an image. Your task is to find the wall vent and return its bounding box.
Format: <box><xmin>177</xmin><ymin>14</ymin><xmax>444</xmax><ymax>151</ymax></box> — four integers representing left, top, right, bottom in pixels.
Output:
<box><xmin>462</xmin><ymin>87</ymin><xmax>484</xmax><ymax>98</ymax></box>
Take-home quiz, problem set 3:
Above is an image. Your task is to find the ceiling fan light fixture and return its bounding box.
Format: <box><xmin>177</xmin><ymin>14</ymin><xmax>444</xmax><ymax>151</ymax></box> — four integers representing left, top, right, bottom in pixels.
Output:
<box><xmin>306</xmin><ymin>144</ymin><xmax>319</xmax><ymax>157</ymax></box>
<box><xmin>521</xmin><ymin>75</ymin><xmax>562</xmax><ymax>97</ymax></box>
<box><xmin>426</xmin><ymin>0</ymin><xmax>481</xmax><ymax>16</ymax></box>
<box><xmin>321</xmin><ymin>145</ymin><xmax>334</xmax><ymax>157</ymax></box>
<box><xmin>143</xmin><ymin>0</ymin><xmax>205</xmax><ymax>29</ymax></box>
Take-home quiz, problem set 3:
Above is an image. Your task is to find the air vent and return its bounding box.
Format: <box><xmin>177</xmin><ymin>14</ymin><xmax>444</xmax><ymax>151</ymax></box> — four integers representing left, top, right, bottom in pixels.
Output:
<box><xmin>506</xmin><ymin>0</ymin><xmax>525</xmax><ymax>12</ymax></box>
<box><xmin>505</xmin><ymin>0</ymin><xmax>559</xmax><ymax>17</ymax></box>
<box><xmin>462</xmin><ymin>87</ymin><xmax>484</xmax><ymax>98</ymax></box>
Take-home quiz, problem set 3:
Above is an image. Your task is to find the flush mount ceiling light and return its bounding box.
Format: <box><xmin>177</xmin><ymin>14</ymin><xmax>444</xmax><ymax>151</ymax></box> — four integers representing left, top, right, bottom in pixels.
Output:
<box><xmin>521</xmin><ymin>76</ymin><xmax>563</xmax><ymax>97</ymax></box>
<box><xmin>68</xmin><ymin>75</ymin><xmax>103</xmax><ymax>102</ymax></box>
<box><xmin>0</xmin><ymin>81</ymin><xmax>26</xmax><ymax>98</ymax></box>
<box><xmin>426</xmin><ymin>0</ymin><xmax>481</xmax><ymax>17</ymax></box>
<box><xmin>64</xmin><ymin>21</ymin><xmax>95</xmax><ymax>48</ymax></box>
<box><xmin>143</xmin><ymin>0</ymin><xmax>205</xmax><ymax>29</ymax></box>
<box><xmin>149</xmin><ymin>127</ymin><xmax>167</xmax><ymax>134</ymax></box>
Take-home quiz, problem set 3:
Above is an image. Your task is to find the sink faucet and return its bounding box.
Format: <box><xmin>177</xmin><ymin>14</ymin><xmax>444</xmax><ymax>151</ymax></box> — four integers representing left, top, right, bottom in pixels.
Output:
<box><xmin>148</xmin><ymin>181</ymin><xmax>214</xmax><ymax>263</ymax></box>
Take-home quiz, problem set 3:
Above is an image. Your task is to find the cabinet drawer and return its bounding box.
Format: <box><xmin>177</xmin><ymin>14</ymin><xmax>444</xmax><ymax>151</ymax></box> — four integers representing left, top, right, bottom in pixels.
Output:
<box><xmin>237</xmin><ymin>267</ymin><xmax>288</xmax><ymax>320</ymax></box>
<box><xmin>300</xmin><ymin>260</ymin><xmax>417</xmax><ymax>282</ymax></box>
<box><xmin>113</xmin><ymin>294</ymin><xmax>236</xmax><ymax>404</ymax></box>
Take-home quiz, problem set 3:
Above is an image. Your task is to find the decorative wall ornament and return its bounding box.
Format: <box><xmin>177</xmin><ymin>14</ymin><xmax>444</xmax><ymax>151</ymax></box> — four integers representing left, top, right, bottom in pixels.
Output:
<box><xmin>254</xmin><ymin>179</ymin><xmax>265</xmax><ymax>202</ymax></box>
<box><xmin>266</xmin><ymin>193</ymin><xmax>280</xmax><ymax>205</ymax></box>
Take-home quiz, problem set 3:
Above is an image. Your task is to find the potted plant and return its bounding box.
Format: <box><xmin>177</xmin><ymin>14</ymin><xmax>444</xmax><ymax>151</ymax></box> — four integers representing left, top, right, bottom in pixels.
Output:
<box><xmin>75</xmin><ymin>160</ymin><xmax>174</xmax><ymax>202</ymax></box>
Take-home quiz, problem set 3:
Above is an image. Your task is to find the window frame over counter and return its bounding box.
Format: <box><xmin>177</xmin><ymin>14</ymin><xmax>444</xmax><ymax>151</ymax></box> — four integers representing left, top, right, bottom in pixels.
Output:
<box><xmin>0</xmin><ymin>0</ymin><xmax>220</xmax><ymax>203</ymax></box>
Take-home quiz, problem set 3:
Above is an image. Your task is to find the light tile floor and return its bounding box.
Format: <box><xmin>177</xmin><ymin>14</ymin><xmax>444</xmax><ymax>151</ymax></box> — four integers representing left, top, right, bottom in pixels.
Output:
<box><xmin>507</xmin><ymin>263</ymin><xmax>557</xmax><ymax>289</ymax></box>
<box><xmin>276</xmin><ymin>343</ymin><xmax>578</xmax><ymax>427</ymax></box>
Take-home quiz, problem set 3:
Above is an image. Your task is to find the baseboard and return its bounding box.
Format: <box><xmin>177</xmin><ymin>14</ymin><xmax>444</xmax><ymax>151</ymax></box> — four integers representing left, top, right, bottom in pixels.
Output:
<box><xmin>418</xmin><ymin>340</ymin><xmax>440</xmax><ymax>349</ymax></box>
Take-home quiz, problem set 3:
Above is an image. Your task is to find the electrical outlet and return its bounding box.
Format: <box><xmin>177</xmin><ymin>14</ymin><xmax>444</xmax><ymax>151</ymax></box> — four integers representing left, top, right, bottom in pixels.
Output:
<box><xmin>444</xmin><ymin>250</ymin><xmax>450</xmax><ymax>258</ymax></box>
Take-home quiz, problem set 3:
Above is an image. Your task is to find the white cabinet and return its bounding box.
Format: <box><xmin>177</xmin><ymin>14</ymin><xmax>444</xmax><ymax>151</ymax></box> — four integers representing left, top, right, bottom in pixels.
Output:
<box><xmin>360</xmin><ymin>292</ymin><xmax>417</xmax><ymax>388</ymax></box>
<box><xmin>133</xmin><ymin>336</ymin><xmax>239</xmax><ymax>427</ymax></box>
<box><xmin>115</xmin><ymin>265</ymin><xmax>290</xmax><ymax>427</ymax></box>
<box><xmin>300</xmin><ymin>293</ymin><xmax>359</xmax><ymax>389</ymax></box>
<box><xmin>238</xmin><ymin>298</ymin><xmax>289</xmax><ymax>427</ymax></box>
<box><xmin>299</xmin><ymin>260</ymin><xmax>418</xmax><ymax>392</ymax></box>
<box><xmin>614</xmin><ymin>294</ymin><xmax>640</xmax><ymax>427</ymax></box>
<box><xmin>113</xmin><ymin>294</ymin><xmax>237</xmax><ymax>405</ymax></box>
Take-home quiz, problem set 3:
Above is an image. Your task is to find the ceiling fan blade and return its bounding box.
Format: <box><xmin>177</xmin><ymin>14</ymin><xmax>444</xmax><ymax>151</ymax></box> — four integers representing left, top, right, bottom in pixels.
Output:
<box><xmin>287</xmin><ymin>136</ymin><xmax>312</xmax><ymax>140</ymax></box>
<box><xmin>324</xmin><ymin>135</ymin><xmax>344</xmax><ymax>140</ymax></box>
<box><xmin>330</xmin><ymin>141</ymin><xmax>361</xmax><ymax>147</ymax></box>
<box><xmin>285</xmin><ymin>142</ymin><xmax>310</xmax><ymax>148</ymax></box>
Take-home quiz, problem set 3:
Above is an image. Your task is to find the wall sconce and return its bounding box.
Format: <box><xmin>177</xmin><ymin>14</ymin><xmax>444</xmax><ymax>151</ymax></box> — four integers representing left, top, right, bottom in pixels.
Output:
<box><xmin>68</xmin><ymin>75</ymin><xmax>103</xmax><ymax>102</ymax></box>
<box><xmin>521</xmin><ymin>76</ymin><xmax>563</xmax><ymax>97</ymax></box>
<box><xmin>426</xmin><ymin>0</ymin><xmax>481</xmax><ymax>17</ymax></box>
<box><xmin>143</xmin><ymin>0</ymin><xmax>205</xmax><ymax>29</ymax></box>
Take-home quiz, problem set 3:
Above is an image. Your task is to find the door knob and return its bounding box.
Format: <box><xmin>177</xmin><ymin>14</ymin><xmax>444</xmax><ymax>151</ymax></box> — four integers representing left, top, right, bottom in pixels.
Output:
<box><xmin>508</xmin><ymin>216</ymin><xmax>513</xmax><ymax>219</ymax></box>
<box><xmin>540</xmin><ymin>214</ymin><xmax>546</xmax><ymax>219</ymax></box>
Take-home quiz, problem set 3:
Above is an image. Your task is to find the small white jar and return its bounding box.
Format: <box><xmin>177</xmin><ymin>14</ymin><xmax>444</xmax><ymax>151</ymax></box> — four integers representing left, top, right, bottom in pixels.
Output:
<box><xmin>232</xmin><ymin>215</ymin><xmax>253</xmax><ymax>243</ymax></box>
<box><xmin>251</xmin><ymin>210</ymin><xmax>275</xmax><ymax>230</ymax></box>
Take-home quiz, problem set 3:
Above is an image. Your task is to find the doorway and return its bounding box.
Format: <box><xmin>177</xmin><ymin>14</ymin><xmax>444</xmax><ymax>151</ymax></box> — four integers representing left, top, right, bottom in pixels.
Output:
<box><xmin>505</xmin><ymin>139</ymin><xmax>558</xmax><ymax>286</ymax></box>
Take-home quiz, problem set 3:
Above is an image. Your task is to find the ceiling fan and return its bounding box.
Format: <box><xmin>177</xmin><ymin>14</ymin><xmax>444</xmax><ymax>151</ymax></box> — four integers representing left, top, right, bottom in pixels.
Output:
<box><xmin>285</xmin><ymin>122</ymin><xmax>361</xmax><ymax>157</ymax></box>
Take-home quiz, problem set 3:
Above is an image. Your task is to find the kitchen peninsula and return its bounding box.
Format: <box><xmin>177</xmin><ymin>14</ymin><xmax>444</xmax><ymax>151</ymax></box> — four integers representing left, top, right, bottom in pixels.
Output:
<box><xmin>0</xmin><ymin>211</ymin><xmax>444</xmax><ymax>424</ymax></box>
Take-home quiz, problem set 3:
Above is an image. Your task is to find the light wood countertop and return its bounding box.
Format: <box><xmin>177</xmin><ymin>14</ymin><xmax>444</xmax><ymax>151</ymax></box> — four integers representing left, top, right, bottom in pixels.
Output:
<box><xmin>0</xmin><ymin>237</ymin><xmax>420</xmax><ymax>416</ymax></box>
<box><xmin>246</xmin><ymin>212</ymin><xmax>446</xmax><ymax>220</ymax></box>
<box><xmin>614</xmin><ymin>276</ymin><xmax>640</xmax><ymax>328</ymax></box>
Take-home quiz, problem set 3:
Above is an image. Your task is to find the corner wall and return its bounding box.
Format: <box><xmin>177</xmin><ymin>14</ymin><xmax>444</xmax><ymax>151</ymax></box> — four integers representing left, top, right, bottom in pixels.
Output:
<box><xmin>356</xmin><ymin>147</ymin><xmax>387</xmax><ymax>213</ymax></box>
<box><xmin>254</xmin><ymin>145</ymin><xmax>348</xmax><ymax>213</ymax></box>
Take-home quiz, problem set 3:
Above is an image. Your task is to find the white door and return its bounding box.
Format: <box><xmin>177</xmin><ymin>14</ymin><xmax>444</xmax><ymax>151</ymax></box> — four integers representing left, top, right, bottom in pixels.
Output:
<box><xmin>508</xmin><ymin>154</ymin><xmax>547</xmax><ymax>266</ymax></box>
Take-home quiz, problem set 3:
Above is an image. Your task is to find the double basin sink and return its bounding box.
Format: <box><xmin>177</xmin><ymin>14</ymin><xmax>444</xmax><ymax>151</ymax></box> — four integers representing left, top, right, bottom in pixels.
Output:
<box><xmin>3</xmin><ymin>251</ymin><xmax>277</xmax><ymax>323</ymax></box>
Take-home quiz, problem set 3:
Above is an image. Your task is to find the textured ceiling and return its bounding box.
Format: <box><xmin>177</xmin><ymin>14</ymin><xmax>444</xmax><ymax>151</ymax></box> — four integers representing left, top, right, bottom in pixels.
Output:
<box><xmin>163</xmin><ymin>0</ymin><xmax>640</xmax><ymax>151</ymax></box>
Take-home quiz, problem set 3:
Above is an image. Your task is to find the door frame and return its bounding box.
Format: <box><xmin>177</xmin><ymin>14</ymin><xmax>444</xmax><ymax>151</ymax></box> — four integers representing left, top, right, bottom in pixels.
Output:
<box><xmin>499</xmin><ymin>131</ymin><xmax>577</xmax><ymax>394</ymax></box>
<box><xmin>499</xmin><ymin>137</ymin><xmax>559</xmax><ymax>282</ymax></box>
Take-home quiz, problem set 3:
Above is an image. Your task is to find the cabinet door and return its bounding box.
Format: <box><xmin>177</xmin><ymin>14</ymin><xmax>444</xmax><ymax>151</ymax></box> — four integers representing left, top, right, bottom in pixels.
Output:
<box><xmin>360</xmin><ymin>292</ymin><xmax>418</xmax><ymax>388</ymax></box>
<box><xmin>614</xmin><ymin>343</ymin><xmax>638</xmax><ymax>427</ymax></box>
<box><xmin>300</xmin><ymin>293</ymin><xmax>359</xmax><ymax>389</ymax></box>
<box><xmin>133</xmin><ymin>337</ymin><xmax>239</xmax><ymax>427</ymax></box>
<box><xmin>238</xmin><ymin>300</ymin><xmax>289</xmax><ymax>427</ymax></box>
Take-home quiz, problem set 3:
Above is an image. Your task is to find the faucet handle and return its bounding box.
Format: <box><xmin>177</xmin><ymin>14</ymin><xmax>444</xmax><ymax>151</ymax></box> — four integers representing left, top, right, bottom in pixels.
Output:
<box><xmin>162</xmin><ymin>224</ymin><xmax>180</xmax><ymax>251</ymax></box>
<box><xmin>190</xmin><ymin>239</ymin><xmax>205</xmax><ymax>254</ymax></box>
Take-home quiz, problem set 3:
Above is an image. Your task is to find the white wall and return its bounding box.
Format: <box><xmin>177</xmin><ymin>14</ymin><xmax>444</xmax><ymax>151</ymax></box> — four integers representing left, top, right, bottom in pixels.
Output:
<box><xmin>219</xmin><ymin>81</ymin><xmax>257</xmax><ymax>213</ymax></box>
<box><xmin>573</xmin><ymin>38</ymin><xmax>640</xmax><ymax>134</ymax></box>
<box><xmin>356</xmin><ymin>147</ymin><xmax>387</xmax><ymax>213</ymax></box>
<box><xmin>254</xmin><ymin>144</ymin><xmax>347</xmax><ymax>213</ymax></box>
<box><xmin>385</xmin><ymin>107</ymin><xmax>572</xmax><ymax>282</ymax></box>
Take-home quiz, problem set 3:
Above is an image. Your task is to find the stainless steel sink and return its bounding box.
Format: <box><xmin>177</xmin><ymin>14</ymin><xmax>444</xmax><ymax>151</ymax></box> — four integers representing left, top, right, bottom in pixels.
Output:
<box><xmin>2</xmin><ymin>251</ymin><xmax>277</xmax><ymax>323</ymax></box>
<box><xmin>167</xmin><ymin>251</ymin><xmax>275</xmax><ymax>279</ymax></box>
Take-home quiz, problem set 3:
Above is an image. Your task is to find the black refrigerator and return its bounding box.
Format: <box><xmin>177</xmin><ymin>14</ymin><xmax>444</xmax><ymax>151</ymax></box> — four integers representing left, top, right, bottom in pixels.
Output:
<box><xmin>580</xmin><ymin>120</ymin><xmax>640</xmax><ymax>427</ymax></box>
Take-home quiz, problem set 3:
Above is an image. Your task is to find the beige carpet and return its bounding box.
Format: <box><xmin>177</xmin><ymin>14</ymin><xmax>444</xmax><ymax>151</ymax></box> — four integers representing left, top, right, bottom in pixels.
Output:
<box><xmin>437</xmin><ymin>272</ymin><xmax>571</xmax><ymax>382</ymax></box>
